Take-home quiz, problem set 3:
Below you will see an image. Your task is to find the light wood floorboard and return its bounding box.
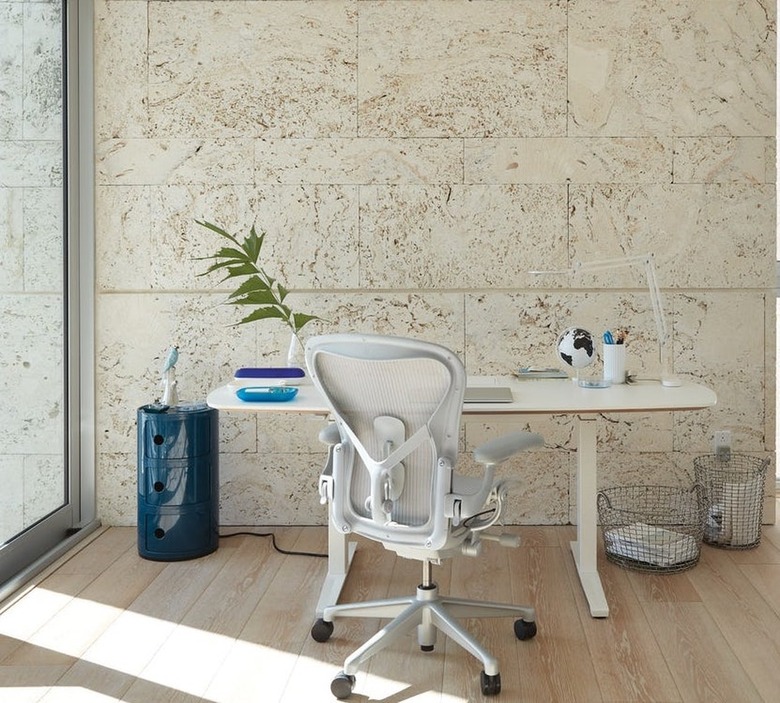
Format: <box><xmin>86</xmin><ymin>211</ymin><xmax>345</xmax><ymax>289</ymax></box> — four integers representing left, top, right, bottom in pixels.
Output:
<box><xmin>0</xmin><ymin>510</ymin><xmax>778</xmax><ymax>703</ymax></box>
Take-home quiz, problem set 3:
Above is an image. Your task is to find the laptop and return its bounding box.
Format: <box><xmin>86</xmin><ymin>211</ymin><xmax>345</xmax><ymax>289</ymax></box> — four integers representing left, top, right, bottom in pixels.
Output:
<box><xmin>464</xmin><ymin>386</ymin><xmax>514</xmax><ymax>403</ymax></box>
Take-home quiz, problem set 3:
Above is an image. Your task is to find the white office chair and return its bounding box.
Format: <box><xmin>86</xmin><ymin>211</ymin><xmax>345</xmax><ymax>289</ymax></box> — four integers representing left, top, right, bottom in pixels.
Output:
<box><xmin>305</xmin><ymin>333</ymin><xmax>543</xmax><ymax>699</ymax></box>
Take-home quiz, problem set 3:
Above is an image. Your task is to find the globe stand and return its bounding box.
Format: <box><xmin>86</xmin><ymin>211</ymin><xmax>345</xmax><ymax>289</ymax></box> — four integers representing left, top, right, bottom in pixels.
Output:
<box><xmin>556</xmin><ymin>327</ymin><xmax>603</xmax><ymax>386</ymax></box>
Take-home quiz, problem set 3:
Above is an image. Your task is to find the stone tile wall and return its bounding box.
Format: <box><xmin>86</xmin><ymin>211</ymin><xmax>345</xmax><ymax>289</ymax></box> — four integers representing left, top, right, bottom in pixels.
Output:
<box><xmin>94</xmin><ymin>0</ymin><xmax>777</xmax><ymax>526</ymax></box>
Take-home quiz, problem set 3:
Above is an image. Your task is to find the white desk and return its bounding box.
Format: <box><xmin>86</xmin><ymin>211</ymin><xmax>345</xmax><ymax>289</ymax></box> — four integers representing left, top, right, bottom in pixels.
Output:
<box><xmin>207</xmin><ymin>377</ymin><xmax>716</xmax><ymax>618</ymax></box>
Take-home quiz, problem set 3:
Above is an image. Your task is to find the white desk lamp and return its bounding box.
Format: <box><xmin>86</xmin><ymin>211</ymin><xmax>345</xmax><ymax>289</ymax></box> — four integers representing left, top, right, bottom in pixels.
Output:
<box><xmin>533</xmin><ymin>253</ymin><xmax>681</xmax><ymax>388</ymax></box>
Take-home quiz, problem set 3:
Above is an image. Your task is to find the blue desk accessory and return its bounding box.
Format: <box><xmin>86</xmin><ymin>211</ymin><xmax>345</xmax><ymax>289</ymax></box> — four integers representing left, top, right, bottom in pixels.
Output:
<box><xmin>235</xmin><ymin>367</ymin><xmax>306</xmax><ymax>379</ymax></box>
<box><xmin>236</xmin><ymin>386</ymin><xmax>299</xmax><ymax>402</ymax></box>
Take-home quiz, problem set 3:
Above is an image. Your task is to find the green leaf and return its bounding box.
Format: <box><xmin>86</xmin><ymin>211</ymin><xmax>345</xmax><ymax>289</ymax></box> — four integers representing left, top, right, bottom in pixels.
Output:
<box><xmin>235</xmin><ymin>307</ymin><xmax>288</xmax><ymax>325</ymax></box>
<box><xmin>228</xmin><ymin>276</ymin><xmax>271</xmax><ymax>296</ymax></box>
<box><xmin>196</xmin><ymin>254</ymin><xmax>255</xmax><ymax>276</ymax></box>
<box><xmin>196</xmin><ymin>218</ymin><xmax>320</xmax><ymax>336</ymax></box>
<box><xmin>195</xmin><ymin>220</ymin><xmax>240</xmax><ymax>247</ymax></box>
<box><xmin>196</xmin><ymin>260</ymin><xmax>235</xmax><ymax>277</ymax></box>
<box><xmin>242</xmin><ymin>225</ymin><xmax>264</xmax><ymax>263</ymax></box>
<box><xmin>220</xmin><ymin>263</ymin><xmax>260</xmax><ymax>279</ymax></box>
<box><xmin>212</xmin><ymin>246</ymin><xmax>253</xmax><ymax>263</ymax></box>
<box><xmin>291</xmin><ymin>312</ymin><xmax>321</xmax><ymax>332</ymax></box>
<box><xmin>230</xmin><ymin>290</ymin><xmax>284</xmax><ymax>307</ymax></box>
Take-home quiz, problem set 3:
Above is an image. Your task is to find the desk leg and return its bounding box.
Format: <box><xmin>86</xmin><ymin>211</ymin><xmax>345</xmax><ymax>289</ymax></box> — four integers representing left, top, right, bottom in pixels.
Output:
<box><xmin>569</xmin><ymin>415</ymin><xmax>609</xmax><ymax>618</ymax></box>
<box><xmin>315</xmin><ymin>517</ymin><xmax>357</xmax><ymax>618</ymax></box>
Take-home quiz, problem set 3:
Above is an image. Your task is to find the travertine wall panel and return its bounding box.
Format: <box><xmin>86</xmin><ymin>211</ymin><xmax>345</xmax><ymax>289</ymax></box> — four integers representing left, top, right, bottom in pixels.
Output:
<box><xmin>23</xmin><ymin>1</ymin><xmax>62</xmax><ymax>140</ymax></box>
<box><xmin>92</xmin><ymin>0</ymin><xmax>776</xmax><ymax>526</ymax></box>
<box><xmin>358</xmin><ymin>0</ymin><xmax>568</xmax><ymax>138</ymax></box>
<box><xmin>24</xmin><ymin>188</ymin><xmax>62</xmax><ymax>290</ymax></box>
<box><xmin>0</xmin><ymin>141</ymin><xmax>61</xmax><ymax>187</ymax></box>
<box><xmin>255</xmin><ymin>138</ymin><xmax>464</xmax><ymax>185</ymax></box>
<box><xmin>0</xmin><ymin>189</ymin><xmax>23</xmax><ymax>291</ymax></box>
<box><xmin>98</xmin><ymin>139</ymin><xmax>255</xmax><ymax>186</ymax></box>
<box><xmin>148</xmin><ymin>1</ymin><xmax>358</xmax><ymax>138</ymax></box>
<box><xmin>465</xmin><ymin>137</ymin><xmax>673</xmax><ymax>184</ymax></box>
<box><xmin>96</xmin><ymin>184</ymin><xmax>361</xmax><ymax>291</ymax></box>
<box><xmin>674</xmin><ymin>291</ymin><xmax>766</xmax><ymax>448</ymax></box>
<box><xmin>0</xmin><ymin>295</ymin><xmax>63</xmax><ymax>455</ymax></box>
<box><xmin>0</xmin><ymin>3</ymin><xmax>24</xmax><ymax>140</ymax></box>
<box><xmin>0</xmin><ymin>457</ymin><xmax>24</xmax><ymax>537</ymax></box>
<box><xmin>673</xmin><ymin>137</ymin><xmax>773</xmax><ymax>184</ymax></box>
<box><xmin>568</xmin><ymin>0</ymin><xmax>775</xmax><ymax>136</ymax></box>
<box><xmin>94</xmin><ymin>0</ymin><xmax>148</xmax><ymax>140</ymax></box>
<box><xmin>359</xmin><ymin>185</ymin><xmax>568</xmax><ymax>288</ymax></box>
<box><xmin>568</xmin><ymin>184</ymin><xmax>775</xmax><ymax>288</ymax></box>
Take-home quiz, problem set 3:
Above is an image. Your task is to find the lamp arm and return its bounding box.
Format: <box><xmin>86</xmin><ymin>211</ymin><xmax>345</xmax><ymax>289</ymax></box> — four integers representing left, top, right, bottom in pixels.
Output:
<box><xmin>642</xmin><ymin>256</ymin><xmax>668</xmax><ymax>350</ymax></box>
<box><xmin>574</xmin><ymin>253</ymin><xmax>677</xmax><ymax>386</ymax></box>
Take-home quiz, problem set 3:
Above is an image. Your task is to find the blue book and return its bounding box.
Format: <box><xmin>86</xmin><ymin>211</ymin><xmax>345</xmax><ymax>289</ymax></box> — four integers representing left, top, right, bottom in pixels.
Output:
<box><xmin>234</xmin><ymin>367</ymin><xmax>306</xmax><ymax>379</ymax></box>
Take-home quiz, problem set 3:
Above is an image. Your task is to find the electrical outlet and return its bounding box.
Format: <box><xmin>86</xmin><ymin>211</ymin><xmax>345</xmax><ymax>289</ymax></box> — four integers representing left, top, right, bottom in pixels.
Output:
<box><xmin>712</xmin><ymin>430</ymin><xmax>731</xmax><ymax>460</ymax></box>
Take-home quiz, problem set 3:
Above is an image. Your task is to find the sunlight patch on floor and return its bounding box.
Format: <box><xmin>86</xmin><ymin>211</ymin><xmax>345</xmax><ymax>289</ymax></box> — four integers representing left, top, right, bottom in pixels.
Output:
<box><xmin>38</xmin><ymin>687</ymin><xmax>123</xmax><ymax>703</ymax></box>
<box><xmin>0</xmin><ymin>589</ymin><xmax>449</xmax><ymax>703</ymax></box>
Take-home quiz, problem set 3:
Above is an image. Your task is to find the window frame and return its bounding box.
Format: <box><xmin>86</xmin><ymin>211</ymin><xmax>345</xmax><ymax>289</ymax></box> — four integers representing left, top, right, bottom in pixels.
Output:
<box><xmin>0</xmin><ymin>0</ymin><xmax>97</xmax><ymax>603</ymax></box>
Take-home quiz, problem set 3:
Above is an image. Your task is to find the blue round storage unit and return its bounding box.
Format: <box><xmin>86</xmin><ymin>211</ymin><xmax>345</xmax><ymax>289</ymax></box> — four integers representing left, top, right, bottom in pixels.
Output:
<box><xmin>137</xmin><ymin>403</ymin><xmax>219</xmax><ymax>560</ymax></box>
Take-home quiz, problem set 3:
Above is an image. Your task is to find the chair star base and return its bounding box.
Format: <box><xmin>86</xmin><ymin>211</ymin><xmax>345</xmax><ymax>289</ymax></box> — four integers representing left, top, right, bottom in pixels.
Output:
<box><xmin>312</xmin><ymin>561</ymin><xmax>537</xmax><ymax>699</ymax></box>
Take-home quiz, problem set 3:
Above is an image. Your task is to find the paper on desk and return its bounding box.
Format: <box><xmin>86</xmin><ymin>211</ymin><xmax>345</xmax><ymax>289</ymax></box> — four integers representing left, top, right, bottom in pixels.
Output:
<box><xmin>515</xmin><ymin>367</ymin><xmax>568</xmax><ymax>379</ymax></box>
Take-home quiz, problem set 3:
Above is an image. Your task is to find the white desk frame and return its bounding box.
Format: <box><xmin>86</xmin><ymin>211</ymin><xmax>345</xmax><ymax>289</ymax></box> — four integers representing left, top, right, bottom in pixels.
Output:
<box><xmin>207</xmin><ymin>377</ymin><xmax>716</xmax><ymax>618</ymax></box>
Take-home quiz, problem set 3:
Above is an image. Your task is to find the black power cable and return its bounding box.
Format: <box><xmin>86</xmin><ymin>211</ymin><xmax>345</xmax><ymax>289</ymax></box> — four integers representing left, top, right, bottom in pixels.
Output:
<box><xmin>219</xmin><ymin>530</ymin><xmax>328</xmax><ymax>558</ymax></box>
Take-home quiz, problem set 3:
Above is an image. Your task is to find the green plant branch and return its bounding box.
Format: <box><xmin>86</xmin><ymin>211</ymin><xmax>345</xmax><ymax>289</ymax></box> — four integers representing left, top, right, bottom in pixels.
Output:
<box><xmin>195</xmin><ymin>220</ymin><xmax>322</xmax><ymax>338</ymax></box>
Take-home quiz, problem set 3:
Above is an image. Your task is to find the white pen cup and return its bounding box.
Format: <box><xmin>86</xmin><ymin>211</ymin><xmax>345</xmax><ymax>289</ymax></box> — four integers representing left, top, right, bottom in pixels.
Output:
<box><xmin>603</xmin><ymin>343</ymin><xmax>627</xmax><ymax>384</ymax></box>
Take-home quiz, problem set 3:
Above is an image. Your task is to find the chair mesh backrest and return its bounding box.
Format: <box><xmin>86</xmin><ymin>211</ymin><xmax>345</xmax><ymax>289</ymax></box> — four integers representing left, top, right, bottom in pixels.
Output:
<box><xmin>307</xmin><ymin>334</ymin><xmax>465</xmax><ymax>546</ymax></box>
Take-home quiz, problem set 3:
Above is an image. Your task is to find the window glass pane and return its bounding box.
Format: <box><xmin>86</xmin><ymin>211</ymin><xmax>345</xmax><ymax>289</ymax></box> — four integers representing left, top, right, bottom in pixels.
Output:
<box><xmin>0</xmin><ymin>0</ymin><xmax>66</xmax><ymax>543</ymax></box>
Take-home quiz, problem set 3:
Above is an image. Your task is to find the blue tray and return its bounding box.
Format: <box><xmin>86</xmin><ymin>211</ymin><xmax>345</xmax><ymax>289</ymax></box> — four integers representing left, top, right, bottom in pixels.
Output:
<box><xmin>236</xmin><ymin>386</ymin><xmax>299</xmax><ymax>402</ymax></box>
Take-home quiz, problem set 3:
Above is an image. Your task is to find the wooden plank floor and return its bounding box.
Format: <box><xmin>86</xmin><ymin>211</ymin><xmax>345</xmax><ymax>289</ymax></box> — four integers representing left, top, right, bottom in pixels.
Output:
<box><xmin>0</xmin><ymin>509</ymin><xmax>778</xmax><ymax>703</ymax></box>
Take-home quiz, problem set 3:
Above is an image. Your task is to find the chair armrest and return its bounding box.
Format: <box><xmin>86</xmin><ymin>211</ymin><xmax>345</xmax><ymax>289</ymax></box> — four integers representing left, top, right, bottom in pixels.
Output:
<box><xmin>317</xmin><ymin>422</ymin><xmax>341</xmax><ymax>505</ymax></box>
<box><xmin>473</xmin><ymin>431</ymin><xmax>544</xmax><ymax>466</ymax></box>
<box><xmin>449</xmin><ymin>432</ymin><xmax>543</xmax><ymax>521</ymax></box>
<box><xmin>319</xmin><ymin>422</ymin><xmax>341</xmax><ymax>446</ymax></box>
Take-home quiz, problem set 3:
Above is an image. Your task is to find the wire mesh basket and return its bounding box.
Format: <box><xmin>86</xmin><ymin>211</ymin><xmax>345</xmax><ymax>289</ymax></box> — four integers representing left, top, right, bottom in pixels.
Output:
<box><xmin>694</xmin><ymin>454</ymin><xmax>769</xmax><ymax>549</ymax></box>
<box><xmin>597</xmin><ymin>485</ymin><xmax>707</xmax><ymax>573</ymax></box>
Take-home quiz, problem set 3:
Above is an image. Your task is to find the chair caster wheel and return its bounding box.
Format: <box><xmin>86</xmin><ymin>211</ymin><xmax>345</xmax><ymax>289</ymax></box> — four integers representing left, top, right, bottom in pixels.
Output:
<box><xmin>331</xmin><ymin>671</ymin><xmax>356</xmax><ymax>699</ymax></box>
<box><xmin>480</xmin><ymin>671</ymin><xmax>501</xmax><ymax>696</ymax></box>
<box><xmin>311</xmin><ymin>618</ymin><xmax>334</xmax><ymax>643</ymax></box>
<box><xmin>514</xmin><ymin>618</ymin><xmax>537</xmax><ymax>640</ymax></box>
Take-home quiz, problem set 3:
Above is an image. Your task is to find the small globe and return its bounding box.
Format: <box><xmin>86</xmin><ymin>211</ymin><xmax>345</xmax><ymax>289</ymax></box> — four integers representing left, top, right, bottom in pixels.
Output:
<box><xmin>556</xmin><ymin>327</ymin><xmax>595</xmax><ymax>369</ymax></box>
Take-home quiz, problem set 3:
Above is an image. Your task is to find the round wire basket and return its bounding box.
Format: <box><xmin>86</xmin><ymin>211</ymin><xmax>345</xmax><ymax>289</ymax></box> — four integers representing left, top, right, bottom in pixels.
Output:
<box><xmin>694</xmin><ymin>454</ymin><xmax>769</xmax><ymax>549</ymax></box>
<box><xmin>597</xmin><ymin>484</ymin><xmax>707</xmax><ymax>573</ymax></box>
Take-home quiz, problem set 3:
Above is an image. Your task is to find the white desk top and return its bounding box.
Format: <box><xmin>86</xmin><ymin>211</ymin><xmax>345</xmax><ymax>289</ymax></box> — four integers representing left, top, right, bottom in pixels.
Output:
<box><xmin>206</xmin><ymin>376</ymin><xmax>716</xmax><ymax>416</ymax></box>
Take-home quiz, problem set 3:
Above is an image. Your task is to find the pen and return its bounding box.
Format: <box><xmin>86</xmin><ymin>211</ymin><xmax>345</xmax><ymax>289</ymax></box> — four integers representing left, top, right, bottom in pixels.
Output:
<box><xmin>603</xmin><ymin>330</ymin><xmax>614</xmax><ymax>345</ymax></box>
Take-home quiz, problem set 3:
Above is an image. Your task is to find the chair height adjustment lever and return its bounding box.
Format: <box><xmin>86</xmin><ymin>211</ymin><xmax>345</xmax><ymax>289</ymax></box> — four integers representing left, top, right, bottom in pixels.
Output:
<box><xmin>480</xmin><ymin>533</ymin><xmax>521</xmax><ymax>548</ymax></box>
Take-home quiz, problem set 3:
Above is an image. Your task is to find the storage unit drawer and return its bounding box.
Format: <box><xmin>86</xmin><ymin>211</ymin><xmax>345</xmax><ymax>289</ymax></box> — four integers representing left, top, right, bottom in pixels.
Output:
<box><xmin>138</xmin><ymin>405</ymin><xmax>217</xmax><ymax>459</ymax></box>
<box><xmin>139</xmin><ymin>455</ymin><xmax>216</xmax><ymax>507</ymax></box>
<box><xmin>138</xmin><ymin>503</ymin><xmax>218</xmax><ymax>561</ymax></box>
